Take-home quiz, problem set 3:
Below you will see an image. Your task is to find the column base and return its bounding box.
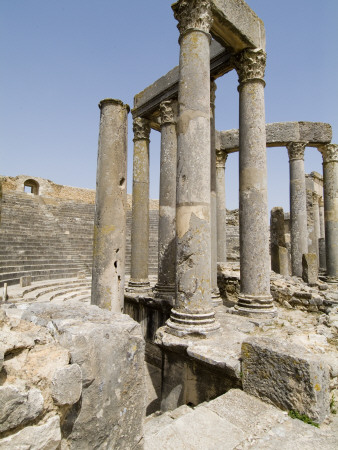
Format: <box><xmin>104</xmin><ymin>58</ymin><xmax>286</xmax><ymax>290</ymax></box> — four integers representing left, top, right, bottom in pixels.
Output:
<box><xmin>166</xmin><ymin>308</ymin><xmax>220</xmax><ymax>338</ymax></box>
<box><xmin>322</xmin><ymin>276</ymin><xmax>338</xmax><ymax>285</ymax></box>
<box><xmin>153</xmin><ymin>283</ymin><xmax>175</xmax><ymax>303</ymax></box>
<box><xmin>126</xmin><ymin>280</ymin><xmax>152</xmax><ymax>294</ymax></box>
<box><xmin>231</xmin><ymin>294</ymin><xmax>277</xmax><ymax>318</ymax></box>
<box><xmin>211</xmin><ymin>288</ymin><xmax>222</xmax><ymax>307</ymax></box>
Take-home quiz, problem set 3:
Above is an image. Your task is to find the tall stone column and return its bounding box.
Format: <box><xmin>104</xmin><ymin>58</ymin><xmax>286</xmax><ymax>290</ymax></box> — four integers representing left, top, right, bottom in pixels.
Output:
<box><xmin>127</xmin><ymin>117</ymin><xmax>152</xmax><ymax>293</ymax></box>
<box><xmin>167</xmin><ymin>0</ymin><xmax>220</xmax><ymax>336</ymax></box>
<box><xmin>287</xmin><ymin>142</ymin><xmax>308</xmax><ymax>277</ymax></box>
<box><xmin>154</xmin><ymin>100</ymin><xmax>177</xmax><ymax>301</ymax></box>
<box><xmin>319</xmin><ymin>144</ymin><xmax>338</xmax><ymax>281</ymax></box>
<box><xmin>91</xmin><ymin>99</ymin><xmax>129</xmax><ymax>312</ymax></box>
<box><xmin>234</xmin><ymin>48</ymin><xmax>276</xmax><ymax>317</ymax></box>
<box><xmin>319</xmin><ymin>197</ymin><xmax>326</xmax><ymax>271</ymax></box>
<box><xmin>216</xmin><ymin>150</ymin><xmax>228</xmax><ymax>264</ymax></box>
<box><xmin>312</xmin><ymin>192</ymin><xmax>321</xmax><ymax>265</ymax></box>
<box><xmin>210</xmin><ymin>80</ymin><xmax>221</xmax><ymax>305</ymax></box>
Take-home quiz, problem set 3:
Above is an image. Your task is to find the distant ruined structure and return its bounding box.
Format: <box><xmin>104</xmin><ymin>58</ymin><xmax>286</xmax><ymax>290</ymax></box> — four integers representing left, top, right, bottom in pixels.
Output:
<box><xmin>1</xmin><ymin>1</ymin><xmax>338</xmax><ymax>449</ymax></box>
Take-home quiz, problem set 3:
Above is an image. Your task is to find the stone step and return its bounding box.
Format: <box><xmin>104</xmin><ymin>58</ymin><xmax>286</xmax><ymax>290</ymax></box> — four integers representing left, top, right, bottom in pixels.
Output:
<box><xmin>144</xmin><ymin>389</ymin><xmax>338</xmax><ymax>450</ymax></box>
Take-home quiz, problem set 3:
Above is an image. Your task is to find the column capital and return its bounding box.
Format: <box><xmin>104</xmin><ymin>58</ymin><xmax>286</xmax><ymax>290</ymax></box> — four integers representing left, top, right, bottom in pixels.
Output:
<box><xmin>159</xmin><ymin>100</ymin><xmax>177</xmax><ymax>126</ymax></box>
<box><xmin>233</xmin><ymin>48</ymin><xmax>266</xmax><ymax>87</ymax></box>
<box><xmin>319</xmin><ymin>143</ymin><xmax>338</xmax><ymax>163</ymax></box>
<box><xmin>287</xmin><ymin>142</ymin><xmax>307</xmax><ymax>161</ymax></box>
<box><xmin>210</xmin><ymin>79</ymin><xmax>217</xmax><ymax>107</ymax></box>
<box><xmin>216</xmin><ymin>149</ymin><xmax>228</xmax><ymax>168</ymax></box>
<box><xmin>172</xmin><ymin>0</ymin><xmax>213</xmax><ymax>37</ymax></box>
<box><xmin>133</xmin><ymin>117</ymin><xmax>150</xmax><ymax>141</ymax></box>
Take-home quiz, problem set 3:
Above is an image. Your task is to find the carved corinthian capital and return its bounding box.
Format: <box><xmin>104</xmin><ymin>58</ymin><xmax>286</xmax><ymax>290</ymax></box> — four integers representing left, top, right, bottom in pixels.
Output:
<box><xmin>234</xmin><ymin>48</ymin><xmax>266</xmax><ymax>86</ymax></box>
<box><xmin>216</xmin><ymin>150</ymin><xmax>228</xmax><ymax>168</ymax></box>
<box><xmin>133</xmin><ymin>117</ymin><xmax>150</xmax><ymax>141</ymax></box>
<box><xmin>287</xmin><ymin>142</ymin><xmax>307</xmax><ymax>161</ymax></box>
<box><xmin>319</xmin><ymin>143</ymin><xmax>338</xmax><ymax>163</ymax></box>
<box><xmin>172</xmin><ymin>0</ymin><xmax>213</xmax><ymax>36</ymax></box>
<box><xmin>160</xmin><ymin>100</ymin><xmax>176</xmax><ymax>126</ymax></box>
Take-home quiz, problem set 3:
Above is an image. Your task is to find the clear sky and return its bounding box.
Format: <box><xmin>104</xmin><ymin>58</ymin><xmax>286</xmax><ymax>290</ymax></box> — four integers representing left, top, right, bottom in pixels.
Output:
<box><xmin>1</xmin><ymin>0</ymin><xmax>337</xmax><ymax>212</ymax></box>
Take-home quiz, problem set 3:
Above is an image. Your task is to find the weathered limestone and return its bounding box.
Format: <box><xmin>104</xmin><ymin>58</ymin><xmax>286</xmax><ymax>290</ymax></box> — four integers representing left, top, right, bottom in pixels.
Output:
<box><xmin>218</xmin><ymin>121</ymin><xmax>332</xmax><ymax>153</ymax></box>
<box><xmin>312</xmin><ymin>193</ymin><xmax>321</xmax><ymax>261</ymax></box>
<box><xmin>319</xmin><ymin>144</ymin><xmax>338</xmax><ymax>281</ymax></box>
<box><xmin>302</xmin><ymin>253</ymin><xmax>318</xmax><ymax>285</ymax></box>
<box><xmin>270</xmin><ymin>207</ymin><xmax>288</xmax><ymax>276</ymax></box>
<box><xmin>233</xmin><ymin>48</ymin><xmax>276</xmax><ymax>317</ymax></box>
<box><xmin>210</xmin><ymin>80</ymin><xmax>221</xmax><ymax>305</ymax></box>
<box><xmin>242</xmin><ymin>337</ymin><xmax>330</xmax><ymax>423</ymax></box>
<box><xmin>319</xmin><ymin>197</ymin><xmax>327</xmax><ymax>271</ymax></box>
<box><xmin>128</xmin><ymin>117</ymin><xmax>152</xmax><ymax>293</ymax></box>
<box><xmin>51</xmin><ymin>364</ymin><xmax>82</xmax><ymax>406</ymax></box>
<box><xmin>154</xmin><ymin>101</ymin><xmax>177</xmax><ymax>302</ymax></box>
<box><xmin>287</xmin><ymin>142</ymin><xmax>308</xmax><ymax>277</ymax></box>
<box><xmin>215</xmin><ymin>150</ymin><xmax>228</xmax><ymax>264</ymax></box>
<box><xmin>166</xmin><ymin>0</ymin><xmax>219</xmax><ymax>336</ymax></box>
<box><xmin>91</xmin><ymin>99</ymin><xmax>129</xmax><ymax>312</ymax></box>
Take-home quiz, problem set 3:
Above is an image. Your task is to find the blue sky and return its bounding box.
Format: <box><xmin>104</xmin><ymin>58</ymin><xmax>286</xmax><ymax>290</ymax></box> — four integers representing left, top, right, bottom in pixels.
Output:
<box><xmin>1</xmin><ymin>0</ymin><xmax>337</xmax><ymax>211</ymax></box>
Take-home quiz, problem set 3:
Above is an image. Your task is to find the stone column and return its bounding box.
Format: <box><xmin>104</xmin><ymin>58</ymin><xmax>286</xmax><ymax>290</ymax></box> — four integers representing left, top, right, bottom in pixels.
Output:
<box><xmin>287</xmin><ymin>142</ymin><xmax>308</xmax><ymax>277</ymax></box>
<box><xmin>210</xmin><ymin>80</ymin><xmax>221</xmax><ymax>305</ymax></box>
<box><xmin>91</xmin><ymin>99</ymin><xmax>129</xmax><ymax>312</ymax></box>
<box><xmin>127</xmin><ymin>117</ymin><xmax>152</xmax><ymax>293</ymax></box>
<box><xmin>154</xmin><ymin>100</ymin><xmax>177</xmax><ymax>301</ymax></box>
<box><xmin>319</xmin><ymin>144</ymin><xmax>338</xmax><ymax>281</ymax></box>
<box><xmin>167</xmin><ymin>0</ymin><xmax>220</xmax><ymax>336</ymax></box>
<box><xmin>234</xmin><ymin>48</ymin><xmax>276</xmax><ymax>317</ymax></box>
<box><xmin>270</xmin><ymin>207</ymin><xmax>288</xmax><ymax>276</ymax></box>
<box><xmin>216</xmin><ymin>150</ymin><xmax>228</xmax><ymax>264</ymax></box>
<box><xmin>319</xmin><ymin>197</ymin><xmax>326</xmax><ymax>271</ymax></box>
<box><xmin>312</xmin><ymin>192</ymin><xmax>321</xmax><ymax>265</ymax></box>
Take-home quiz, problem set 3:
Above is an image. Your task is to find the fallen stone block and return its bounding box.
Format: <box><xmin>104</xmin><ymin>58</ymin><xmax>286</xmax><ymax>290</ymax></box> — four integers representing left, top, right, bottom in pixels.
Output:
<box><xmin>0</xmin><ymin>385</ymin><xmax>44</xmax><ymax>433</ymax></box>
<box><xmin>51</xmin><ymin>363</ymin><xmax>82</xmax><ymax>406</ymax></box>
<box><xmin>241</xmin><ymin>337</ymin><xmax>330</xmax><ymax>423</ymax></box>
<box><xmin>0</xmin><ymin>415</ymin><xmax>61</xmax><ymax>450</ymax></box>
<box><xmin>302</xmin><ymin>253</ymin><xmax>318</xmax><ymax>285</ymax></box>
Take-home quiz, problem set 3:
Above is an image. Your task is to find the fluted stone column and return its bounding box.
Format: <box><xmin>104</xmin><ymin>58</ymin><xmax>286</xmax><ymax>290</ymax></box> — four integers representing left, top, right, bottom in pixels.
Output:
<box><xmin>234</xmin><ymin>48</ymin><xmax>276</xmax><ymax>318</ymax></box>
<box><xmin>210</xmin><ymin>80</ymin><xmax>221</xmax><ymax>305</ymax></box>
<box><xmin>287</xmin><ymin>142</ymin><xmax>308</xmax><ymax>277</ymax></box>
<box><xmin>127</xmin><ymin>117</ymin><xmax>152</xmax><ymax>293</ymax></box>
<box><xmin>312</xmin><ymin>192</ymin><xmax>321</xmax><ymax>265</ymax></box>
<box><xmin>167</xmin><ymin>0</ymin><xmax>220</xmax><ymax>336</ymax></box>
<box><xmin>91</xmin><ymin>99</ymin><xmax>129</xmax><ymax>312</ymax></box>
<box><xmin>216</xmin><ymin>150</ymin><xmax>228</xmax><ymax>264</ymax></box>
<box><xmin>154</xmin><ymin>101</ymin><xmax>177</xmax><ymax>301</ymax></box>
<box><xmin>320</xmin><ymin>144</ymin><xmax>338</xmax><ymax>281</ymax></box>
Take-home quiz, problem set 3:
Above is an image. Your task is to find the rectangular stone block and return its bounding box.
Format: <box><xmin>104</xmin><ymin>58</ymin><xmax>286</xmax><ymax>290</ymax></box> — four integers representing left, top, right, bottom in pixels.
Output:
<box><xmin>302</xmin><ymin>253</ymin><xmax>318</xmax><ymax>285</ymax></box>
<box><xmin>241</xmin><ymin>337</ymin><xmax>330</xmax><ymax>423</ymax></box>
<box><xmin>20</xmin><ymin>276</ymin><xmax>32</xmax><ymax>287</ymax></box>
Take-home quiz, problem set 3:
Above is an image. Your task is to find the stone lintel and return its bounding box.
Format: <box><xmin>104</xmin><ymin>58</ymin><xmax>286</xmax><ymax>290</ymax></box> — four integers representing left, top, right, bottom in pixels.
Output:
<box><xmin>132</xmin><ymin>40</ymin><xmax>232</xmax><ymax>128</ymax></box>
<box><xmin>217</xmin><ymin>122</ymin><xmax>332</xmax><ymax>154</ymax></box>
<box><xmin>211</xmin><ymin>0</ymin><xmax>265</xmax><ymax>52</ymax></box>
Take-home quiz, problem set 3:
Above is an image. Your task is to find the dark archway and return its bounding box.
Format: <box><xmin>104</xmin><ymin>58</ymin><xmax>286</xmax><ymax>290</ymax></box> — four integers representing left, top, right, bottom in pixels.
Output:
<box><xmin>24</xmin><ymin>179</ymin><xmax>39</xmax><ymax>195</ymax></box>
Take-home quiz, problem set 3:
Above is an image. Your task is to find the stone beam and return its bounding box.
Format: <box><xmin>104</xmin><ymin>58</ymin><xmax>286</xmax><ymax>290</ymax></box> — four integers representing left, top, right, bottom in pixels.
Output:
<box><xmin>217</xmin><ymin>122</ymin><xmax>332</xmax><ymax>153</ymax></box>
<box><xmin>133</xmin><ymin>40</ymin><xmax>232</xmax><ymax>127</ymax></box>
<box><xmin>210</xmin><ymin>0</ymin><xmax>266</xmax><ymax>51</ymax></box>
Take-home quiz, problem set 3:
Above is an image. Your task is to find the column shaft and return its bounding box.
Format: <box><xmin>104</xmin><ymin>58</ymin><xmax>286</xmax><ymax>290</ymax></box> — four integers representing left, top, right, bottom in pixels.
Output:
<box><xmin>287</xmin><ymin>142</ymin><xmax>308</xmax><ymax>277</ymax></box>
<box><xmin>320</xmin><ymin>144</ymin><xmax>338</xmax><ymax>280</ymax></box>
<box><xmin>167</xmin><ymin>0</ymin><xmax>219</xmax><ymax>336</ymax></box>
<box><xmin>312</xmin><ymin>193</ymin><xmax>321</xmax><ymax>265</ymax></box>
<box><xmin>234</xmin><ymin>49</ymin><xmax>276</xmax><ymax>317</ymax></box>
<box><xmin>91</xmin><ymin>99</ymin><xmax>129</xmax><ymax>312</ymax></box>
<box><xmin>216</xmin><ymin>150</ymin><xmax>227</xmax><ymax>263</ymax></box>
<box><xmin>210</xmin><ymin>80</ymin><xmax>221</xmax><ymax>305</ymax></box>
<box><xmin>154</xmin><ymin>101</ymin><xmax>177</xmax><ymax>301</ymax></box>
<box><xmin>128</xmin><ymin>117</ymin><xmax>151</xmax><ymax>292</ymax></box>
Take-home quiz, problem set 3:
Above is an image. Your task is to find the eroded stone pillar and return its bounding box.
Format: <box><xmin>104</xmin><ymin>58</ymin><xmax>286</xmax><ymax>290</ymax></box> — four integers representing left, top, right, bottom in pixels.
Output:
<box><xmin>319</xmin><ymin>198</ymin><xmax>326</xmax><ymax>271</ymax></box>
<box><xmin>319</xmin><ymin>144</ymin><xmax>338</xmax><ymax>281</ymax></box>
<box><xmin>270</xmin><ymin>207</ymin><xmax>288</xmax><ymax>275</ymax></box>
<box><xmin>216</xmin><ymin>150</ymin><xmax>228</xmax><ymax>264</ymax></box>
<box><xmin>167</xmin><ymin>0</ymin><xmax>219</xmax><ymax>336</ymax></box>
<box><xmin>154</xmin><ymin>100</ymin><xmax>177</xmax><ymax>301</ymax></box>
<box><xmin>91</xmin><ymin>99</ymin><xmax>129</xmax><ymax>312</ymax></box>
<box><xmin>234</xmin><ymin>48</ymin><xmax>276</xmax><ymax>317</ymax></box>
<box><xmin>127</xmin><ymin>117</ymin><xmax>152</xmax><ymax>293</ymax></box>
<box><xmin>312</xmin><ymin>192</ymin><xmax>321</xmax><ymax>265</ymax></box>
<box><xmin>210</xmin><ymin>80</ymin><xmax>221</xmax><ymax>305</ymax></box>
<box><xmin>287</xmin><ymin>142</ymin><xmax>308</xmax><ymax>277</ymax></box>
